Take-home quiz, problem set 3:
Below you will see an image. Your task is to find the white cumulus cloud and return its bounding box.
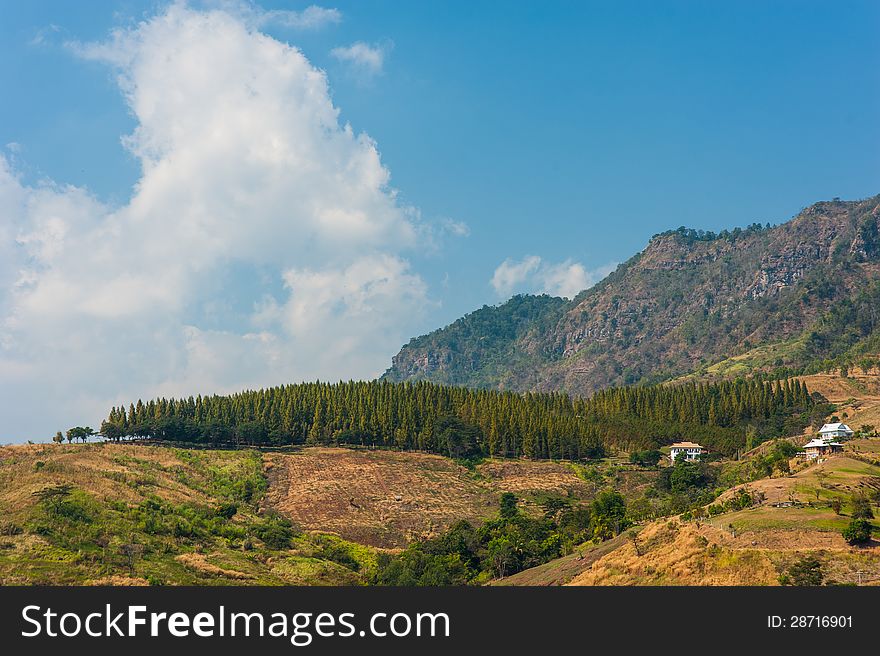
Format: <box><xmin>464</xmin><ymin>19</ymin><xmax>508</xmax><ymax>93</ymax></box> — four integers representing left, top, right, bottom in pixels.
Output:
<box><xmin>0</xmin><ymin>4</ymin><xmax>434</xmax><ymax>441</ymax></box>
<box><xmin>490</xmin><ymin>256</ymin><xmax>616</xmax><ymax>299</ymax></box>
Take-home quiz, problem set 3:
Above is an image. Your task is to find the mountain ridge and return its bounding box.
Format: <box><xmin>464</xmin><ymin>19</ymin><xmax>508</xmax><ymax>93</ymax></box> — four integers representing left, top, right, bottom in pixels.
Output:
<box><xmin>384</xmin><ymin>194</ymin><xmax>880</xmax><ymax>393</ymax></box>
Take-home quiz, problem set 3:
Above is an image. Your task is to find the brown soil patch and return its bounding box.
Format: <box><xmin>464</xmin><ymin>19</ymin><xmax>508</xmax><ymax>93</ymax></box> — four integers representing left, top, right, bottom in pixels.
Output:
<box><xmin>797</xmin><ymin>372</ymin><xmax>880</xmax><ymax>404</ymax></box>
<box><xmin>723</xmin><ymin>528</ymin><xmax>846</xmax><ymax>550</ymax></box>
<box><xmin>476</xmin><ymin>460</ymin><xmax>588</xmax><ymax>494</ymax></box>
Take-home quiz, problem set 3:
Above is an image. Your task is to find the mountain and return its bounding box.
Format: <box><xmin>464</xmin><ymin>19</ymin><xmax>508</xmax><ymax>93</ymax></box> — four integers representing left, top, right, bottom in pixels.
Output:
<box><xmin>381</xmin><ymin>294</ymin><xmax>568</xmax><ymax>390</ymax></box>
<box><xmin>384</xmin><ymin>195</ymin><xmax>880</xmax><ymax>394</ymax></box>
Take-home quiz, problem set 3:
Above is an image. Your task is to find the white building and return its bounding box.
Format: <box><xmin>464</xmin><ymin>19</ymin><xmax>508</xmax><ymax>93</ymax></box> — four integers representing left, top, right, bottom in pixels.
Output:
<box><xmin>669</xmin><ymin>442</ymin><xmax>707</xmax><ymax>462</ymax></box>
<box><xmin>818</xmin><ymin>423</ymin><xmax>854</xmax><ymax>440</ymax></box>
<box><xmin>802</xmin><ymin>438</ymin><xmax>843</xmax><ymax>460</ymax></box>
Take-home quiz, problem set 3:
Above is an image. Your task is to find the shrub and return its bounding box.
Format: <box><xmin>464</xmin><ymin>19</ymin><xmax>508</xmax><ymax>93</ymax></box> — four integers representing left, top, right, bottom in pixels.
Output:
<box><xmin>842</xmin><ymin>518</ymin><xmax>872</xmax><ymax>545</ymax></box>
<box><xmin>0</xmin><ymin>522</ymin><xmax>23</xmax><ymax>536</ymax></box>
<box><xmin>216</xmin><ymin>502</ymin><xmax>238</xmax><ymax>520</ymax></box>
<box><xmin>314</xmin><ymin>539</ymin><xmax>360</xmax><ymax>572</ymax></box>
<box><xmin>254</xmin><ymin>514</ymin><xmax>298</xmax><ymax>550</ymax></box>
<box><xmin>629</xmin><ymin>449</ymin><xmax>662</xmax><ymax>467</ymax></box>
<box><xmin>780</xmin><ymin>556</ymin><xmax>824</xmax><ymax>586</ymax></box>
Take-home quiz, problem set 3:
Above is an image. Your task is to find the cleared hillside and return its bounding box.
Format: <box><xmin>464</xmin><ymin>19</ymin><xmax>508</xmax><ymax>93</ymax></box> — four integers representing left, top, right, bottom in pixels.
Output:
<box><xmin>263</xmin><ymin>448</ymin><xmax>653</xmax><ymax>547</ymax></box>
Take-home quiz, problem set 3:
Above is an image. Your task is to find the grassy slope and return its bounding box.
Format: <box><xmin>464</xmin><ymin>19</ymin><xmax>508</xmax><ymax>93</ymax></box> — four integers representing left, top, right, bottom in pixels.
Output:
<box><xmin>0</xmin><ymin>443</ymin><xmax>376</xmax><ymax>585</ymax></box>
<box><xmin>505</xmin><ymin>369</ymin><xmax>880</xmax><ymax>586</ymax></box>
<box><xmin>0</xmin><ymin>443</ymin><xmax>656</xmax><ymax>584</ymax></box>
<box><xmin>504</xmin><ymin>440</ymin><xmax>880</xmax><ymax>586</ymax></box>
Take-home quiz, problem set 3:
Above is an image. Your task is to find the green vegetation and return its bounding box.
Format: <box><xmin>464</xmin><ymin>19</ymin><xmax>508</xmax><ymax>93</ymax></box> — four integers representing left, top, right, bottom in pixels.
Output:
<box><xmin>0</xmin><ymin>447</ymin><xmax>377</xmax><ymax>585</ymax></box>
<box><xmin>383</xmin><ymin>294</ymin><xmax>568</xmax><ymax>389</ymax></box>
<box><xmin>629</xmin><ymin>449</ymin><xmax>662</xmax><ymax>467</ymax></box>
<box><xmin>778</xmin><ymin>555</ymin><xmax>825</xmax><ymax>586</ymax></box>
<box><xmin>842</xmin><ymin>519</ymin><xmax>873</xmax><ymax>546</ymax></box>
<box><xmin>652</xmin><ymin>222</ymin><xmax>774</xmax><ymax>244</ymax></box>
<box><xmin>102</xmin><ymin>377</ymin><xmax>814</xmax><ymax>459</ymax></box>
<box><xmin>373</xmin><ymin>491</ymin><xmax>622</xmax><ymax>585</ymax></box>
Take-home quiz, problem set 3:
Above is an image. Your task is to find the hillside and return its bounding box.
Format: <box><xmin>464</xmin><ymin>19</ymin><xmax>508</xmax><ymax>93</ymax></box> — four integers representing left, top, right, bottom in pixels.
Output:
<box><xmin>264</xmin><ymin>447</ymin><xmax>611</xmax><ymax>548</ymax></box>
<box><xmin>501</xmin><ymin>438</ymin><xmax>880</xmax><ymax>587</ymax></box>
<box><xmin>0</xmin><ymin>442</ymin><xmax>653</xmax><ymax>584</ymax></box>
<box><xmin>0</xmin><ymin>443</ymin><xmax>377</xmax><ymax>585</ymax></box>
<box><xmin>381</xmin><ymin>294</ymin><xmax>568</xmax><ymax>390</ymax></box>
<box><xmin>385</xmin><ymin>195</ymin><xmax>880</xmax><ymax>394</ymax></box>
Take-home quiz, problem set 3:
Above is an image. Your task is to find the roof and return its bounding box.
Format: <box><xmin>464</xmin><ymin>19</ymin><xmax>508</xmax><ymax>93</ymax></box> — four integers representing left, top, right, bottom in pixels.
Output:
<box><xmin>819</xmin><ymin>423</ymin><xmax>853</xmax><ymax>433</ymax></box>
<box><xmin>670</xmin><ymin>442</ymin><xmax>705</xmax><ymax>449</ymax></box>
<box><xmin>803</xmin><ymin>439</ymin><xmax>843</xmax><ymax>448</ymax></box>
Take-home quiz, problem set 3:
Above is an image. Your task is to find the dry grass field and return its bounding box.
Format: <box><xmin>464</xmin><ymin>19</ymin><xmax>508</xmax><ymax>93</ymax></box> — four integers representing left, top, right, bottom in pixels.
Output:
<box><xmin>263</xmin><ymin>448</ymin><xmax>599</xmax><ymax>548</ymax></box>
<box><xmin>558</xmin><ymin>443</ymin><xmax>880</xmax><ymax>586</ymax></box>
<box><xmin>796</xmin><ymin>367</ymin><xmax>880</xmax><ymax>432</ymax></box>
<box><xmin>0</xmin><ymin>442</ymin><xmax>227</xmax><ymax>511</ymax></box>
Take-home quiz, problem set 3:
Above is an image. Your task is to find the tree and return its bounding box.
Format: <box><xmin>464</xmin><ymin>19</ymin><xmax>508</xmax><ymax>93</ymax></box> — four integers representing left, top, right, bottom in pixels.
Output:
<box><xmin>591</xmin><ymin>490</ymin><xmax>627</xmax><ymax>541</ymax></box>
<box><xmin>100</xmin><ymin>421</ymin><xmax>124</xmax><ymax>442</ymax></box>
<box><xmin>434</xmin><ymin>415</ymin><xmax>483</xmax><ymax>460</ymax></box>
<box><xmin>486</xmin><ymin>535</ymin><xmax>517</xmax><ymax>578</ymax></box>
<box><xmin>628</xmin><ymin>530</ymin><xmax>643</xmax><ymax>556</ymax></box>
<box><xmin>745</xmin><ymin>425</ymin><xmax>760</xmax><ymax>451</ymax></box>
<box><xmin>629</xmin><ymin>449</ymin><xmax>662</xmax><ymax>467</ymax></box>
<box><xmin>65</xmin><ymin>426</ymin><xmax>96</xmax><ymax>444</ymax></box>
<box><xmin>499</xmin><ymin>492</ymin><xmax>519</xmax><ymax>520</ymax></box>
<box><xmin>31</xmin><ymin>484</ymin><xmax>73</xmax><ymax>515</ymax></box>
<box><xmin>119</xmin><ymin>542</ymin><xmax>144</xmax><ymax>575</ymax></box>
<box><xmin>851</xmin><ymin>494</ymin><xmax>874</xmax><ymax>519</ymax></box>
<box><xmin>842</xmin><ymin>518</ymin><xmax>872</xmax><ymax>545</ymax></box>
<box><xmin>52</xmin><ymin>431</ymin><xmax>64</xmax><ymax>445</ymax></box>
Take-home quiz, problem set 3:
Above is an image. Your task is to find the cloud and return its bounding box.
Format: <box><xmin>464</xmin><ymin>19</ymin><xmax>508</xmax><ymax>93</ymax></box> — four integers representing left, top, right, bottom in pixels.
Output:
<box><xmin>28</xmin><ymin>24</ymin><xmax>62</xmax><ymax>47</ymax></box>
<box><xmin>491</xmin><ymin>256</ymin><xmax>617</xmax><ymax>299</ymax></box>
<box><xmin>258</xmin><ymin>5</ymin><xmax>342</xmax><ymax>30</ymax></box>
<box><xmin>0</xmin><ymin>4</ymin><xmax>433</xmax><ymax>441</ymax></box>
<box><xmin>490</xmin><ymin>256</ymin><xmax>542</xmax><ymax>297</ymax></box>
<box><xmin>330</xmin><ymin>41</ymin><xmax>390</xmax><ymax>79</ymax></box>
<box><xmin>440</xmin><ymin>218</ymin><xmax>470</xmax><ymax>238</ymax></box>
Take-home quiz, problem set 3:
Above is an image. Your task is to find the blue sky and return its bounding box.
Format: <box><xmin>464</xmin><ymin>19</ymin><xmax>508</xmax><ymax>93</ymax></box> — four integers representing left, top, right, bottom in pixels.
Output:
<box><xmin>0</xmin><ymin>1</ymin><xmax>878</xmax><ymax>441</ymax></box>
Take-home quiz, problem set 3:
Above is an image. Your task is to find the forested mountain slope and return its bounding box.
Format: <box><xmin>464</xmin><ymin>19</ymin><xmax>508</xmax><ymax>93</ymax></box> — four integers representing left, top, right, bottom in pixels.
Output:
<box><xmin>385</xmin><ymin>195</ymin><xmax>880</xmax><ymax>393</ymax></box>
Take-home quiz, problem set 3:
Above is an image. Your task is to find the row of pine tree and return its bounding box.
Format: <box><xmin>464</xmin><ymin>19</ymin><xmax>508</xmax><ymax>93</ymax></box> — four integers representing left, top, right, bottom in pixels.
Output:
<box><xmin>101</xmin><ymin>378</ymin><xmax>814</xmax><ymax>459</ymax></box>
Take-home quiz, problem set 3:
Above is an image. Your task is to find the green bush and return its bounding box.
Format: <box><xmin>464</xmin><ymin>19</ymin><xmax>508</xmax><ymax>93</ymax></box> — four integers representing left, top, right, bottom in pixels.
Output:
<box><xmin>842</xmin><ymin>518</ymin><xmax>872</xmax><ymax>545</ymax></box>
<box><xmin>216</xmin><ymin>502</ymin><xmax>238</xmax><ymax>519</ymax></box>
<box><xmin>780</xmin><ymin>556</ymin><xmax>824</xmax><ymax>586</ymax></box>
<box><xmin>253</xmin><ymin>515</ymin><xmax>297</xmax><ymax>550</ymax></box>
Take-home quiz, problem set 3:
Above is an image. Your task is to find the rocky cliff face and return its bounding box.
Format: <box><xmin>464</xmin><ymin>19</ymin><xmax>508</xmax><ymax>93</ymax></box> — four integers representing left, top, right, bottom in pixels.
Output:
<box><xmin>385</xmin><ymin>195</ymin><xmax>880</xmax><ymax>394</ymax></box>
